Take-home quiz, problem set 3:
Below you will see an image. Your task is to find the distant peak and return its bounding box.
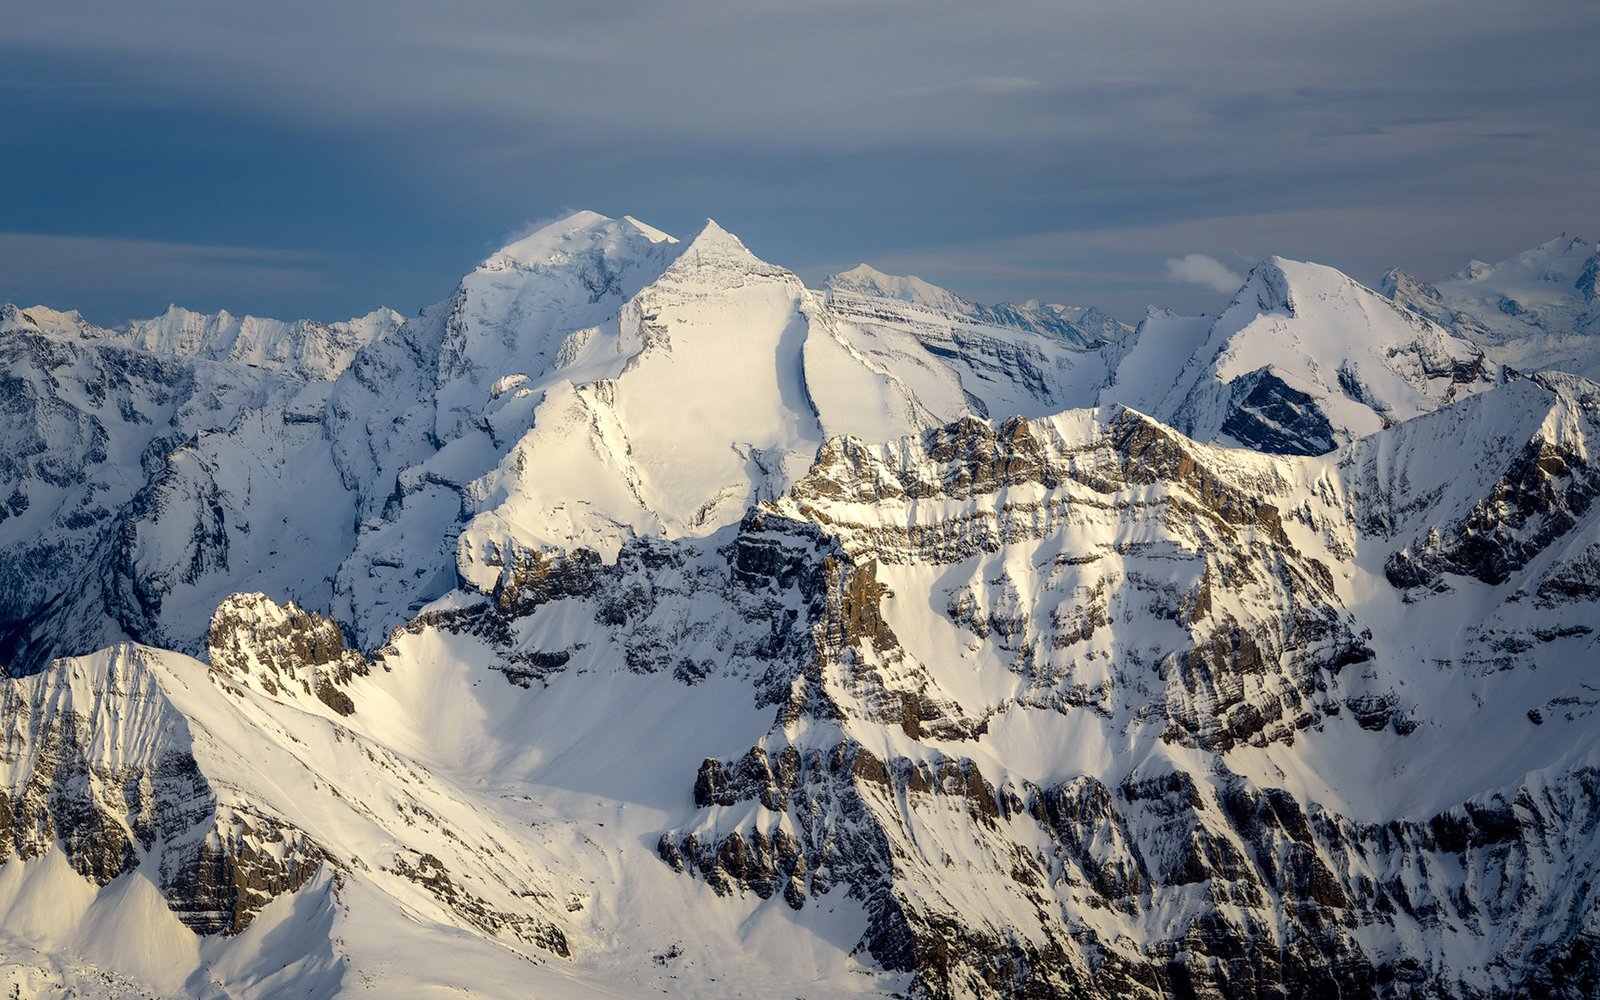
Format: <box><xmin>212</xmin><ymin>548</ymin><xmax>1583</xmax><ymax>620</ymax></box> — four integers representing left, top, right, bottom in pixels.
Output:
<box><xmin>833</xmin><ymin>262</ymin><xmax>891</xmax><ymax>283</ymax></box>
<box><xmin>0</xmin><ymin>302</ymin><xmax>39</xmax><ymax>331</ymax></box>
<box><xmin>348</xmin><ymin>306</ymin><xmax>405</xmax><ymax>331</ymax></box>
<box><xmin>488</xmin><ymin>210</ymin><xmax>676</xmax><ymax>269</ymax></box>
<box><xmin>826</xmin><ymin>264</ymin><xmax>963</xmax><ymax>310</ymax></box>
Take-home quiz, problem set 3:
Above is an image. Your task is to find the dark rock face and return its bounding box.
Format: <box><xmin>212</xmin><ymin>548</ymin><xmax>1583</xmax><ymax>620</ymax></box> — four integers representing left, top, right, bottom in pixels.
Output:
<box><xmin>1386</xmin><ymin>434</ymin><xmax>1600</xmax><ymax>590</ymax></box>
<box><xmin>0</xmin><ymin>646</ymin><xmax>329</xmax><ymax>936</ymax></box>
<box><xmin>636</xmin><ymin>405</ymin><xmax>1600</xmax><ymax>998</ymax></box>
<box><xmin>1578</xmin><ymin>254</ymin><xmax>1600</xmax><ymax>306</ymax></box>
<box><xmin>208</xmin><ymin>593</ymin><xmax>368</xmax><ymax>714</ymax></box>
<box><xmin>1220</xmin><ymin>368</ymin><xmax>1338</xmax><ymax>456</ymax></box>
<box><xmin>162</xmin><ymin>809</ymin><xmax>327</xmax><ymax>935</ymax></box>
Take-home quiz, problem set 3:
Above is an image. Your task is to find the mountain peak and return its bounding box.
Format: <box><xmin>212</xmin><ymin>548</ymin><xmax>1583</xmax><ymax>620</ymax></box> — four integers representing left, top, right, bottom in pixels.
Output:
<box><xmin>665</xmin><ymin>218</ymin><xmax>780</xmax><ymax>276</ymax></box>
<box><xmin>0</xmin><ymin>302</ymin><xmax>40</xmax><ymax>332</ymax></box>
<box><xmin>1443</xmin><ymin>234</ymin><xmax>1596</xmax><ymax>287</ymax></box>
<box><xmin>1233</xmin><ymin>256</ymin><xmax>1303</xmax><ymax>315</ymax></box>
<box><xmin>826</xmin><ymin>264</ymin><xmax>965</xmax><ymax>311</ymax></box>
<box><xmin>685</xmin><ymin>217</ymin><xmax>744</xmax><ymax>250</ymax></box>
<box><xmin>487</xmin><ymin>210</ymin><xmax>678</xmax><ymax>271</ymax></box>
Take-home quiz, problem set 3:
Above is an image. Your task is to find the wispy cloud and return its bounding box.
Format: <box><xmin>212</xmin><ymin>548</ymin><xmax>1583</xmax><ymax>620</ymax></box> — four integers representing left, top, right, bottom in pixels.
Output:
<box><xmin>1165</xmin><ymin>254</ymin><xmax>1244</xmax><ymax>293</ymax></box>
<box><xmin>970</xmin><ymin>76</ymin><xmax>1042</xmax><ymax>94</ymax></box>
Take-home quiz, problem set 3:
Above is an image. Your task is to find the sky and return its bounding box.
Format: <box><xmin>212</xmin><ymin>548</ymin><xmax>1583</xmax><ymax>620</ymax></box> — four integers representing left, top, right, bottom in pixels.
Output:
<box><xmin>3</xmin><ymin>0</ymin><xmax>1598</xmax><ymax>325</ymax></box>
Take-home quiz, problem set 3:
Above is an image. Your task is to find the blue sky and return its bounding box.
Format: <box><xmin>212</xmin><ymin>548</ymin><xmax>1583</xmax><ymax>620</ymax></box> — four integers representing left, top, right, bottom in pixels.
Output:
<box><xmin>3</xmin><ymin>1</ymin><xmax>1597</xmax><ymax>324</ymax></box>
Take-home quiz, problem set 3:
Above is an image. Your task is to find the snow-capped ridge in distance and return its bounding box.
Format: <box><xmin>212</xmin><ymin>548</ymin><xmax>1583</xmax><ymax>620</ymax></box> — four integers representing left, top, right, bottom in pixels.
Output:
<box><xmin>1130</xmin><ymin>254</ymin><xmax>1502</xmax><ymax>456</ymax></box>
<box><xmin>1380</xmin><ymin>231</ymin><xmax>1600</xmax><ymax>379</ymax></box>
<box><xmin>1446</xmin><ymin>233</ymin><xmax>1593</xmax><ymax>286</ymax></box>
<box><xmin>112</xmin><ymin>302</ymin><xmax>404</xmax><ymax>381</ymax></box>
<box><xmin>828</xmin><ymin>263</ymin><xmax>970</xmax><ymax>312</ymax></box>
<box><xmin>825</xmin><ymin>262</ymin><xmax>1127</xmax><ymax>348</ymax></box>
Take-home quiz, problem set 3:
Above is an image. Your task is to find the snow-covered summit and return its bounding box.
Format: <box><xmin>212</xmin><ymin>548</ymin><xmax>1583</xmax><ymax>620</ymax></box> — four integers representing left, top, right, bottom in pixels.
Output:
<box><xmin>0</xmin><ymin>303</ymin><xmax>103</xmax><ymax>339</ymax></box>
<box><xmin>1382</xmin><ymin>233</ymin><xmax>1600</xmax><ymax>379</ymax></box>
<box><xmin>1141</xmin><ymin>255</ymin><xmax>1499</xmax><ymax>454</ymax></box>
<box><xmin>828</xmin><ymin>263</ymin><xmax>970</xmax><ymax>312</ymax></box>
<box><xmin>1446</xmin><ymin>233</ymin><xmax>1595</xmax><ymax>289</ymax></box>
<box><xmin>484</xmin><ymin>209</ymin><xmax>678</xmax><ymax>271</ymax></box>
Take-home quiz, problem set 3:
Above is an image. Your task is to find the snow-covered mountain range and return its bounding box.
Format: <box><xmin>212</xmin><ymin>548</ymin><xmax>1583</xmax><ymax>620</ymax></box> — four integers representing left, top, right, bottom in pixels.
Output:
<box><xmin>1381</xmin><ymin>233</ymin><xmax>1600</xmax><ymax>380</ymax></box>
<box><xmin>0</xmin><ymin>214</ymin><xmax>1596</xmax><ymax>999</ymax></box>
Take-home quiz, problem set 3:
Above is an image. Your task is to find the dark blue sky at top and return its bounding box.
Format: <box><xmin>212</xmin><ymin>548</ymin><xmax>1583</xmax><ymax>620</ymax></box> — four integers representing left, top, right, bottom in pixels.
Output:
<box><xmin>3</xmin><ymin>0</ymin><xmax>1597</xmax><ymax>325</ymax></box>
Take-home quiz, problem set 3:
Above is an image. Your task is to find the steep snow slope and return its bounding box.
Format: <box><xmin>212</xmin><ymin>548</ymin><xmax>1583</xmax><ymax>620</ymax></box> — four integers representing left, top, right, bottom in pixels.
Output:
<box><xmin>824</xmin><ymin>264</ymin><xmax>1124</xmax><ymax>421</ymax></box>
<box><xmin>0</xmin><ymin>308</ymin><xmax>353</xmax><ymax>674</ymax></box>
<box><xmin>1383</xmin><ymin>234</ymin><xmax>1600</xmax><ymax>379</ymax></box>
<box><xmin>1146</xmin><ymin>257</ymin><xmax>1500</xmax><ymax>454</ymax></box>
<box><xmin>325</xmin><ymin>212</ymin><xmax>686</xmax><ymax>640</ymax></box>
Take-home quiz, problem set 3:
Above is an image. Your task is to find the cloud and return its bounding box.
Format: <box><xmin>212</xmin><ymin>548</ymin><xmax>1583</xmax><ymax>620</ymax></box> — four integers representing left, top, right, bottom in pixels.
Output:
<box><xmin>1165</xmin><ymin>254</ymin><xmax>1244</xmax><ymax>293</ymax></box>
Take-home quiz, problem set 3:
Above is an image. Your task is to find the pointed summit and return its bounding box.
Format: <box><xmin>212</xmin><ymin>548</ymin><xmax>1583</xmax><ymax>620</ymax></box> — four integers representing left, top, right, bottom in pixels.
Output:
<box><xmin>655</xmin><ymin>219</ymin><xmax>788</xmax><ymax>284</ymax></box>
<box><xmin>1154</xmin><ymin>255</ymin><xmax>1498</xmax><ymax>454</ymax></box>
<box><xmin>680</xmin><ymin>218</ymin><xmax>752</xmax><ymax>256</ymax></box>
<box><xmin>1227</xmin><ymin>255</ymin><xmax>1335</xmax><ymax>316</ymax></box>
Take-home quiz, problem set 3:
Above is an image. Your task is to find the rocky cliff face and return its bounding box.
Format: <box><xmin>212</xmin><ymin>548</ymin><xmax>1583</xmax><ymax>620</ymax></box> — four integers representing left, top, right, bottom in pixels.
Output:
<box><xmin>0</xmin><ymin>644</ymin><xmax>325</xmax><ymax>937</ymax></box>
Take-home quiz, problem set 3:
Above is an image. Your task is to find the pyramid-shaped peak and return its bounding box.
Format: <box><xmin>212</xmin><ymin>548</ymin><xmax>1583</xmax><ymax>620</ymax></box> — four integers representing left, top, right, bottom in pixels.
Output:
<box><xmin>665</xmin><ymin>218</ymin><xmax>784</xmax><ymax>277</ymax></box>
<box><xmin>685</xmin><ymin>218</ymin><xmax>746</xmax><ymax>250</ymax></box>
